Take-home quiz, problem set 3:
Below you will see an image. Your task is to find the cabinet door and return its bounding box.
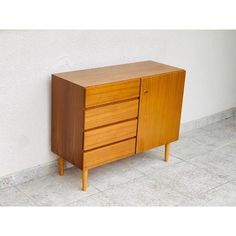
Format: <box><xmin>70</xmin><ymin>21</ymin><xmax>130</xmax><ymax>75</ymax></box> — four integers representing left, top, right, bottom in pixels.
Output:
<box><xmin>136</xmin><ymin>71</ymin><xmax>185</xmax><ymax>153</ymax></box>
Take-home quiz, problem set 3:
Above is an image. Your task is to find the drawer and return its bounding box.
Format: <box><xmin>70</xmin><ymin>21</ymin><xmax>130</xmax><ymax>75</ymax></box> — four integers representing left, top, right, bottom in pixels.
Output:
<box><xmin>83</xmin><ymin>138</ymin><xmax>136</xmax><ymax>168</ymax></box>
<box><xmin>84</xmin><ymin>119</ymin><xmax>137</xmax><ymax>150</ymax></box>
<box><xmin>85</xmin><ymin>79</ymin><xmax>140</xmax><ymax>108</ymax></box>
<box><xmin>84</xmin><ymin>99</ymin><xmax>139</xmax><ymax>130</ymax></box>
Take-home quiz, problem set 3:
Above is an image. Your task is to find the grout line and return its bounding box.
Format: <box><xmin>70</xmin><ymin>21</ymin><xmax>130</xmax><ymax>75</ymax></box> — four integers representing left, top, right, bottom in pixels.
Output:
<box><xmin>90</xmin><ymin>174</ymin><xmax>146</xmax><ymax>193</ymax></box>
<box><xmin>194</xmin><ymin>179</ymin><xmax>234</xmax><ymax>197</ymax></box>
<box><xmin>90</xmin><ymin>184</ymin><xmax>104</xmax><ymax>193</ymax></box>
<box><xmin>87</xmin><ymin>158</ymin><xmax>185</xmax><ymax>195</ymax></box>
<box><xmin>92</xmin><ymin>169</ymin><xmax>193</xmax><ymax>206</ymax></box>
<box><xmin>165</xmin><ymin>178</ymin><xmax>230</xmax><ymax>201</ymax></box>
<box><xmin>14</xmin><ymin>185</ymin><xmax>40</xmax><ymax>206</ymax></box>
<box><xmin>66</xmin><ymin>172</ymin><xmax>147</xmax><ymax>206</ymax></box>
<box><xmin>183</xmin><ymin>139</ymin><xmax>236</xmax><ymax>163</ymax></box>
<box><xmin>228</xmin><ymin>178</ymin><xmax>236</xmax><ymax>185</ymax></box>
<box><xmin>65</xmin><ymin>190</ymin><xmax>107</xmax><ymax>206</ymax></box>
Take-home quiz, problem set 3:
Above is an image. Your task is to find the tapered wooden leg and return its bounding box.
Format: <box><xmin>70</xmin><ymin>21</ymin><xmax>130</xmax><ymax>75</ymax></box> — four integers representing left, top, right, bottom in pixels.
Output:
<box><xmin>59</xmin><ymin>157</ymin><xmax>64</xmax><ymax>176</ymax></box>
<box><xmin>82</xmin><ymin>169</ymin><xmax>88</xmax><ymax>191</ymax></box>
<box><xmin>164</xmin><ymin>143</ymin><xmax>170</xmax><ymax>162</ymax></box>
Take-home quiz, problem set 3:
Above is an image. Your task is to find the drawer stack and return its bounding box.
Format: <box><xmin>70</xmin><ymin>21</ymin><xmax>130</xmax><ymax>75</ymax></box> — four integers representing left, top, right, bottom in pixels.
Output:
<box><xmin>83</xmin><ymin>79</ymin><xmax>140</xmax><ymax>169</ymax></box>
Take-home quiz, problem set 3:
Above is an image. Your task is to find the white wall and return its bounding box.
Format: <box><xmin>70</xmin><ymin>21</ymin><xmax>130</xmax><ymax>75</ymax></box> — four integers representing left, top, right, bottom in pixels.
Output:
<box><xmin>0</xmin><ymin>30</ymin><xmax>236</xmax><ymax>177</ymax></box>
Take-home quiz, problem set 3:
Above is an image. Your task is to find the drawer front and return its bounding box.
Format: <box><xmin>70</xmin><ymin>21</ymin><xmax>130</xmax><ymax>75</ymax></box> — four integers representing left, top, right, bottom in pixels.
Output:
<box><xmin>83</xmin><ymin>138</ymin><xmax>136</xmax><ymax>169</ymax></box>
<box><xmin>85</xmin><ymin>99</ymin><xmax>139</xmax><ymax>130</ymax></box>
<box><xmin>85</xmin><ymin>79</ymin><xmax>140</xmax><ymax>108</ymax></box>
<box><xmin>84</xmin><ymin>119</ymin><xmax>137</xmax><ymax>151</ymax></box>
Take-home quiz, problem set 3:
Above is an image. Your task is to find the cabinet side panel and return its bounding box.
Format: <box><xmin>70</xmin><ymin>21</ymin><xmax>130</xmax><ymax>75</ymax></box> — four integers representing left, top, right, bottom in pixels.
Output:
<box><xmin>136</xmin><ymin>71</ymin><xmax>185</xmax><ymax>153</ymax></box>
<box><xmin>51</xmin><ymin>76</ymin><xmax>85</xmax><ymax>169</ymax></box>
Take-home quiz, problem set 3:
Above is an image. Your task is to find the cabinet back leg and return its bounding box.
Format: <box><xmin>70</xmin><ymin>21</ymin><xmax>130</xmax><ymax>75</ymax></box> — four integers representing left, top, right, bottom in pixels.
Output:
<box><xmin>164</xmin><ymin>143</ymin><xmax>170</xmax><ymax>162</ymax></box>
<box><xmin>82</xmin><ymin>169</ymin><xmax>88</xmax><ymax>191</ymax></box>
<box><xmin>59</xmin><ymin>157</ymin><xmax>64</xmax><ymax>176</ymax></box>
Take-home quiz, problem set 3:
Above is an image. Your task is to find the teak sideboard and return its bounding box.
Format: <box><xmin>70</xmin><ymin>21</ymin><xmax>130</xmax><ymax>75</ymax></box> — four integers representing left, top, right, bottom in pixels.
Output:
<box><xmin>51</xmin><ymin>61</ymin><xmax>186</xmax><ymax>191</ymax></box>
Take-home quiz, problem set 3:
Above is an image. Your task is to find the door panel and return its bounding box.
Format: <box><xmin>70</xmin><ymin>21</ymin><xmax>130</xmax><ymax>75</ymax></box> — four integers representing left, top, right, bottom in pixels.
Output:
<box><xmin>136</xmin><ymin>71</ymin><xmax>185</xmax><ymax>153</ymax></box>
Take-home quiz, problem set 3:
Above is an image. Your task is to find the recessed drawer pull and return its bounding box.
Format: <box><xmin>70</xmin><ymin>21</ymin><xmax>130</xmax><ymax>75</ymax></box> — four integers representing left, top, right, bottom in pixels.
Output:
<box><xmin>85</xmin><ymin>99</ymin><xmax>139</xmax><ymax>130</ymax></box>
<box><xmin>84</xmin><ymin>119</ymin><xmax>137</xmax><ymax>151</ymax></box>
<box><xmin>83</xmin><ymin>138</ymin><xmax>136</xmax><ymax>169</ymax></box>
<box><xmin>86</xmin><ymin>79</ymin><xmax>140</xmax><ymax>108</ymax></box>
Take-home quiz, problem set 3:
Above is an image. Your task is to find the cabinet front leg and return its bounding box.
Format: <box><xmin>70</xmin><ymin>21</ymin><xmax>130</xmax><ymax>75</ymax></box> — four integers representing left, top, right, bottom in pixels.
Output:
<box><xmin>82</xmin><ymin>169</ymin><xmax>88</xmax><ymax>191</ymax></box>
<box><xmin>59</xmin><ymin>157</ymin><xmax>64</xmax><ymax>176</ymax></box>
<box><xmin>164</xmin><ymin>143</ymin><xmax>170</xmax><ymax>162</ymax></box>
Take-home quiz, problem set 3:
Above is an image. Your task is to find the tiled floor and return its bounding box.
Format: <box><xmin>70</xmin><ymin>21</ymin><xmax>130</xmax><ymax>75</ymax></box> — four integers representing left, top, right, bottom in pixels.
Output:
<box><xmin>1</xmin><ymin>117</ymin><xmax>236</xmax><ymax>206</ymax></box>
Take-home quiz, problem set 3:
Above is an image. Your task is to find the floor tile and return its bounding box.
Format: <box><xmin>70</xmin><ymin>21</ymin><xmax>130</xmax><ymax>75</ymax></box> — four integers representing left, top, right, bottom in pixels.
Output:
<box><xmin>101</xmin><ymin>175</ymin><xmax>190</xmax><ymax>206</ymax></box>
<box><xmin>149</xmin><ymin>162</ymin><xmax>227</xmax><ymax>198</ymax></box>
<box><xmin>1</xmin><ymin>117</ymin><xmax>236</xmax><ymax>207</ymax></box>
<box><xmin>88</xmin><ymin>160</ymin><xmax>144</xmax><ymax>191</ymax></box>
<box><xmin>0</xmin><ymin>187</ymin><xmax>35</xmax><ymax>206</ymax></box>
<box><xmin>203</xmin><ymin>117</ymin><xmax>236</xmax><ymax>132</ymax></box>
<box><xmin>202</xmin><ymin>117</ymin><xmax>236</xmax><ymax>144</ymax></box>
<box><xmin>68</xmin><ymin>192</ymin><xmax>113</xmax><ymax>206</ymax></box>
<box><xmin>189</xmin><ymin>145</ymin><xmax>236</xmax><ymax>181</ymax></box>
<box><xmin>167</xmin><ymin>129</ymin><xmax>221</xmax><ymax>161</ymax></box>
<box><xmin>170</xmin><ymin>117</ymin><xmax>236</xmax><ymax>161</ymax></box>
<box><xmin>180</xmin><ymin>182</ymin><xmax>236</xmax><ymax>206</ymax></box>
<box><xmin>17</xmin><ymin>167</ymin><xmax>98</xmax><ymax>206</ymax></box>
<box><xmin>216</xmin><ymin>141</ymin><xmax>236</xmax><ymax>158</ymax></box>
<box><xmin>119</xmin><ymin>149</ymin><xmax>182</xmax><ymax>174</ymax></box>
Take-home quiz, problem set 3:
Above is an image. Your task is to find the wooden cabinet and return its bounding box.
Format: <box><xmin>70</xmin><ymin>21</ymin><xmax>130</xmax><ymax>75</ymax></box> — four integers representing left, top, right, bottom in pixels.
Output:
<box><xmin>52</xmin><ymin>61</ymin><xmax>186</xmax><ymax>191</ymax></box>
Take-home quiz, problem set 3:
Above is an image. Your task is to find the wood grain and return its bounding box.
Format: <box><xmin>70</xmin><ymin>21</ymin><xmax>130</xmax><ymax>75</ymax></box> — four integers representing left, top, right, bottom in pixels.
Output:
<box><xmin>82</xmin><ymin>169</ymin><xmax>88</xmax><ymax>191</ymax></box>
<box><xmin>84</xmin><ymin>138</ymin><xmax>136</xmax><ymax>169</ymax></box>
<box><xmin>136</xmin><ymin>71</ymin><xmax>185</xmax><ymax>153</ymax></box>
<box><xmin>51</xmin><ymin>75</ymin><xmax>85</xmax><ymax>169</ymax></box>
<box><xmin>59</xmin><ymin>157</ymin><xmax>64</xmax><ymax>176</ymax></box>
<box><xmin>84</xmin><ymin>119</ymin><xmax>137</xmax><ymax>151</ymax></box>
<box><xmin>84</xmin><ymin>99</ymin><xmax>139</xmax><ymax>130</ymax></box>
<box><xmin>164</xmin><ymin>143</ymin><xmax>170</xmax><ymax>162</ymax></box>
<box><xmin>85</xmin><ymin>79</ymin><xmax>140</xmax><ymax>107</ymax></box>
<box><xmin>54</xmin><ymin>61</ymin><xmax>184</xmax><ymax>87</ymax></box>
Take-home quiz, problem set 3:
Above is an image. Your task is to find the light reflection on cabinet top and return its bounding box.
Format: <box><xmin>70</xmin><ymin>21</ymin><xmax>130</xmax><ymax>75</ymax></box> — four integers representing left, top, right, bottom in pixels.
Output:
<box><xmin>53</xmin><ymin>60</ymin><xmax>185</xmax><ymax>87</ymax></box>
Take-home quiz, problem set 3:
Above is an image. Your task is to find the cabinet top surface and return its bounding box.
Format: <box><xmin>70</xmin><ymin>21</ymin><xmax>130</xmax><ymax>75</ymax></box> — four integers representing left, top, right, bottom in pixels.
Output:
<box><xmin>53</xmin><ymin>60</ymin><xmax>185</xmax><ymax>87</ymax></box>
